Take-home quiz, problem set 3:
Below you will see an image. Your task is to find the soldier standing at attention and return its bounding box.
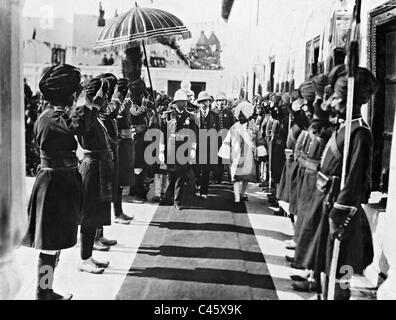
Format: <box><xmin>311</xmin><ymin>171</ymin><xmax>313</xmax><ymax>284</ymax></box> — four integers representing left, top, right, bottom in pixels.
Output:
<box><xmin>76</xmin><ymin>77</ymin><xmax>114</xmax><ymax>274</ymax></box>
<box><xmin>94</xmin><ymin>73</ymin><xmax>119</xmax><ymax>251</ymax></box>
<box><xmin>114</xmin><ymin>78</ymin><xmax>136</xmax><ymax>223</ymax></box>
<box><xmin>24</xmin><ymin>64</ymin><xmax>83</xmax><ymax>300</ymax></box>
<box><xmin>129</xmin><ymin>80</ymin><xmax>150</xmax><ymax>202</ymax></box>
<box><xmin>308</xmin><ymin>65</ymin><xmax>378</xmax><ymax>300</ymax></box>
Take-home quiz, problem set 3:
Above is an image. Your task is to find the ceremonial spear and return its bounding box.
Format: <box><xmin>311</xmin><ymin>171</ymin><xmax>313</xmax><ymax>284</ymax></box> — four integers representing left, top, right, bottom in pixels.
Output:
<box><xmin>327</xmin><ymin>0</ymin><xmax>362</xmax><ymax>300</ymax></box>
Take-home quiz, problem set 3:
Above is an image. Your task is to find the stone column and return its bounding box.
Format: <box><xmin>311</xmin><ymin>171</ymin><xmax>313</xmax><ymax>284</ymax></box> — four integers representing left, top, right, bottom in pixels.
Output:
<box><xmin>0</xmin><ymin>0</ymin><xmax>27</xmax><ymax>300</ymax></box>
<box><xmin>377</xmin><ymin>108</ymin><xmax>396</xmax><ymax>299</ymax></box>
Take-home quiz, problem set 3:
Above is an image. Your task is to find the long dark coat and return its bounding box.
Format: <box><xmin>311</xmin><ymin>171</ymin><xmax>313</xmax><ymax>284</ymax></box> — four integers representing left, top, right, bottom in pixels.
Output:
<box><xmin>117</xmin><ymin>102</ymin><xmax>135</xmax><ymax>186</ymax></box>
<box><xmin>196</xmin><ymin>109</ymin><xmax>220</xmax><ymax>165</ymax></box>
<box><xmin>146</xmin><ymin>113</ymin><xmax>166</xmax><ymax>175</ymax></box>
<box><xmin>264</xmin><ymin>116</ymin><xmax>274</xmax><ymax>167</ymax></box>
<box><xmin>77</xmin><ymin>102</ymin><xmax>113</xmax><ymax>228</ymax></box>
<box><xmin>293</xmin><ymin>123</ymin><xmax>332</xmax><ymax>269</ymax></box>
<box><xmin>160</xmin><ymin>109</ymin><xmax>198</xmax><ymax>171</ymax></box>
<box><xmin>216</xmin><ymin>108</ymin><xmax>234</xmax><ymax>166</ymax></box>
<box><xmin>131</xmin><ymin>104</ymin><xmax>148</xmax><ymax>169</ymax></box>
<box><xmin>304</xmin><ymin>118</ymin><xmax>374</xmax><ymax>276</ymax></box>
<box><xmin>270</xmin><ymin>116</ymin><xmax>288</xmax><ymax>183</ymax></box>
<box><xmin>288</xmin><ymin>130</ymin><xmax>309</xmax><ymax>215</ymax></box>
<box><xmin>276</xmin><ymin>121</ymin><xmax>303</xmax><ymax>202</ymax></box>
<box><xmin>100</xmin><ymin>100</ymin><xmax>121</xmax><ymax>201</ymax></box>
<box><xmin>23</xmin><ymin>106</ymin><xmax>91</xmax><ymax>250</ymax></box>
<box><xmin>276</xmin><ymin>150</ymin><xmax>293</xmax><ymax>202</ymax></box>
<box><xmin>218</xmin><ymin>108</ymin><xmax>235</xmax><ymax>131</ymax></box>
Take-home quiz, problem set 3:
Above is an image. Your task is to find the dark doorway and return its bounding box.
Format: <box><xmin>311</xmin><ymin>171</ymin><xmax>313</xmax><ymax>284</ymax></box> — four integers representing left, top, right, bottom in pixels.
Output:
<box><xmin>270</xmin><ymin>60</ymin><xmax>275</xmax><ymax>92</ymax></box>
<box><xmin>190</xmin><ymin>82</ymin><xmax>206</xmax><ymax>99</ymax></box>
<box><xmin>312</xmin><ymin>46</ymin><xmax>320</xmax><ymax>76</ymax></box>
<box><xmin>368</xmin><ymin>0</ymin><xmax>396</xmax><ymax>190</ymax></box>
<box><xmin>372</xmin><ymin>19</ymin><xmax>396</xmax><ymax>190</ymax></box>
<box><xmin>168</xmin><ymin>81</ymin><xmax>181</xmax><ymax>98</ymax></box>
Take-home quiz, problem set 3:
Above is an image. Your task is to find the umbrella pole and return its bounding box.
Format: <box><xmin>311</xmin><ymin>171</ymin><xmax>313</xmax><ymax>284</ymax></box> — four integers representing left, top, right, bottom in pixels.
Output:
<box><xmin>142</xmin><ymin>39</ymin><xmax>155</xmax><ymax>102</ymax></box>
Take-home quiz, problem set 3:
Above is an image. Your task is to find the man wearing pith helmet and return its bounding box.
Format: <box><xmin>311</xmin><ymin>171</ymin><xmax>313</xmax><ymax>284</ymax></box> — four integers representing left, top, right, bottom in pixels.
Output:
<box><xmin>160</xmin><ymin>89</ymin><xmax>198</xmax><ymax>210</ymax></box>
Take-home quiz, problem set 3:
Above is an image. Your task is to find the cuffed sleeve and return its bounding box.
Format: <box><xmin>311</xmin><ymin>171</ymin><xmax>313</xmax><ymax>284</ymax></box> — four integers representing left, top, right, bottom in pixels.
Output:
<box><xmin>329</xmin><ymin>202</ymin><xmax>358</xmax><ymax>227</ymax></box>
<box><xmin>107</xmin><ymin>99</ymin><xmax>121</xmax><ymax>119</ymax></box>
<box><xmin>69</xmin><ymin>101</ymin><xmax>97</xmax><ymax>136</ymax></box>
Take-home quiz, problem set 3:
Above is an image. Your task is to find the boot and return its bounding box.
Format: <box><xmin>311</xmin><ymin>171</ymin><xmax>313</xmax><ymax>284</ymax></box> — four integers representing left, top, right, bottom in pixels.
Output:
<box><xmin>78</xmin><ymin>259</ymin><xmax>105</xmax><ymax>274</ymax></box>
<box><xmin>290</xmin><ymin>269</ymin><xmax>310</xmax><ymax>282</ymax></box>
<box><xmin>95</xmin><ymin>227</ymin><xmax>117</xmax><ymax>247</ymax></box>
<box><xmin>284</xmin><ymin>239</ymin><xmax>296</xmax><ymax>250</ymax></box>
<box><xmin>114</xmin><ymin>213</ymin><xmax>134</xmax><ymax>224</ymax></box>
<box><xmin>36</xmin><ymin>252</ymin><xmax>72</xmax><ymax>300</ymax></box>
<box><xmin>285</xmin><ymin>252</ymin><xmax>295</xmax><ymax>263</ymax></box>
<box><xmin>291</xmin><ymin>279</ymin><xmax>318</xmax><ymax>292</ymax></box>
<box><xmin>90</xmin><ymin>256</ymin><xmax>110</xmax><ymax>269</ymax></box>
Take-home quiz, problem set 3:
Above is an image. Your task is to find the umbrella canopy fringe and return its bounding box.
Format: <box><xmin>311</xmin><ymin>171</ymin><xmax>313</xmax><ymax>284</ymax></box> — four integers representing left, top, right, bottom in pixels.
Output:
<box><xmin>94</xmin><ymin>32</ymin><xmax>191</xmax><ymax>53</ymax></box>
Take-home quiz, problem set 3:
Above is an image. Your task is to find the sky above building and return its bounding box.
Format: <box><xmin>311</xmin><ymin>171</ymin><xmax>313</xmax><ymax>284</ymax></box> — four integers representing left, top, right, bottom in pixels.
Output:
<box><xmin>22</xmin><ymin>0</ymin><xmax>227</xmax><ymax>50</ymax></box>
<box><xmin>23</xmin><ymin>0</ymin><xmax>222</xmax><ymax>23</ymax></box>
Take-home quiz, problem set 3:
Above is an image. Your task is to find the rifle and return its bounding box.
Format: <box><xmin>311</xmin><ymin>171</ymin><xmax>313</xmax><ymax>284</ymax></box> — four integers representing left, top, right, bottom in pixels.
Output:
<box><xmin>327</xmin><ymin>0</ymin><xmax>362</xmax><ymax>301</ymax></box>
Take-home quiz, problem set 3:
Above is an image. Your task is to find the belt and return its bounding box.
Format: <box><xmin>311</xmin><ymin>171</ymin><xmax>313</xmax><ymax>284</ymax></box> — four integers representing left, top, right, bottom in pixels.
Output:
<box><xmin>316</xmin><ymin>171</ymin><xmax>341</xmax><ymax>195</ymax></box>
<box><xmin>297</xmin><ymin>157</ymin><xmax>320</xmax><ymax>172</ymax></box>
<box><xmin>132</xmin><ymin>124</ymin><xmax>147</xmax><ymax>134</ymax></box>
<box><xmin>119</xmin><ymin>128</ymin><xmax>133</xmax><ymax>139</ymax></box>
<box><xmin>40</xmin><ymin>150</ymin><xmax>79</xmax><ymax>170</ymax></box>
<box><xmin>83</xmin><ymin>150</ymin><xmax>113</xmax><ymax>162</ymax></box>
<box><xmin>109</xmin><ymin>137</ymin><xmax>120</xmax><ymax>144</ymax></box>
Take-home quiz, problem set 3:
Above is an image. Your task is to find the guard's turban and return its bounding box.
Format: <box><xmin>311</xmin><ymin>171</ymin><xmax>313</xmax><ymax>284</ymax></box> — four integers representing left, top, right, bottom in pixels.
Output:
<box><xmin>270</xmin><ymin>93</ymin><xmax>281</xmax><ymax>106</ymax></box>
<box><xmin>82</xmin><ymin>77</ymin><xmax>110</xmax><ymax>98</ymax></box>
<box><xmin>117</xmin><ymin>78</ymin><xmax>130</xmax><ymax>97</ymax></box>
<box><xmin>39</xmin><ymin>64</ymin><xmax>81</xmax><ymax>103</ymax></box>
<box><xmin>97</xmin><ymin>73</ymin><xmax>117</xmax><ymax>98</ymax></box>
<box><xmin>298</xmin><ymin>80</ymin><xmax>315</xmax><ymax>103</ymax></box>
<box><xmin>312</xmin><ymin>74</ymin><xmax>329</xmax><ymax>97</ymax></box>
<box><xmin>333</xmin><ymin>66</ymin><xmax>378</xmax><ymax>105</ymax></box>
<box><xmin>130</xmin><ymin>79</ymin><xmax>147</xmax><ymax>97</ymax></box>
<box><xmin>329</xmin><ymin>64</ymin><xmax>348</xmax><ymax>88</ymax></box>
<box><xmin>262</xmin><ymin>92</ymin><xmax>272</xmax><ymax>100</ymax></box>
<box><xmin>290</xmin><ymin>89</ymin><xmax>301</xmax><ymax>102</ymax></box>
<box><xmin>281</xmin><ymin>92</ymin><xmax>291</xmax><ymax>104</ymax></box>
<box><xmin>235</xmin><ymin>101</ymin><xmax>255</xmax><ymax>119</ymax></box>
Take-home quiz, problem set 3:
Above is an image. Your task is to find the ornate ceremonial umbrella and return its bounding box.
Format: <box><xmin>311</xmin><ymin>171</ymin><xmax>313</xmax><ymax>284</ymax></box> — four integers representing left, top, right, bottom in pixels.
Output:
<box><xmin>94</xmin><ymin>2</ymin><xmax>191</xmax><ymax>98</ymax></box>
